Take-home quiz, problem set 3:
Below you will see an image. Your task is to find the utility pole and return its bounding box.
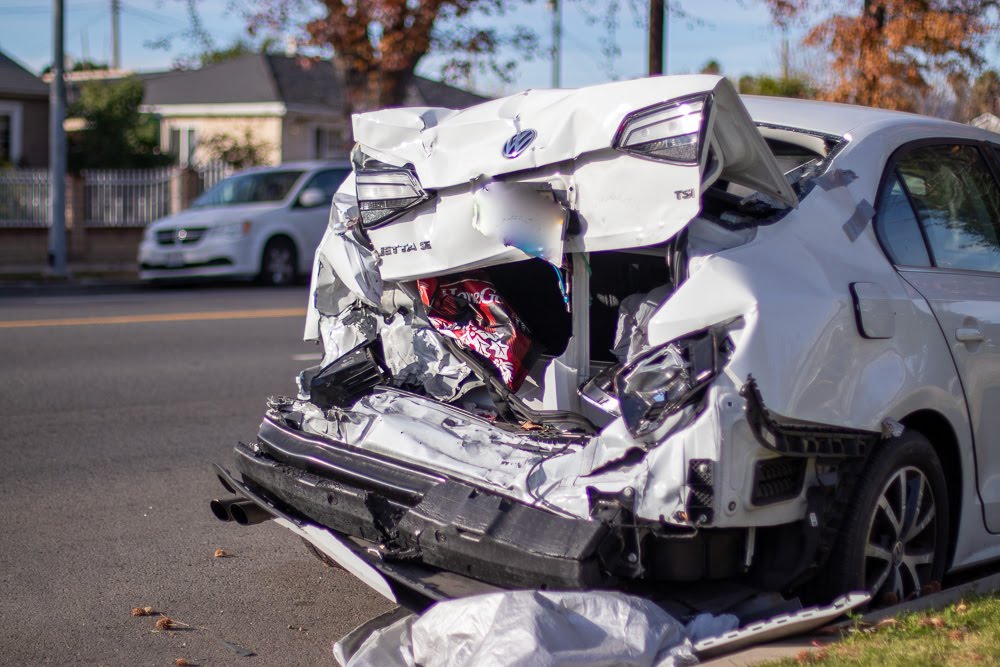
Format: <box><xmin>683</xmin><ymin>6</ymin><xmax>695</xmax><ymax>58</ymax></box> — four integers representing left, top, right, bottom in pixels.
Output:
<box><xmin>111</xmin><ymin>0</ymin><xmax>121</xmax><ymax>70</ymax></box>
<box><xmin>781</xmin><ymin>26</ymin><xmax>789</xmax><ymax>80</ymax></box>
<box><xmin>648</xmin><ymin>0</ymin><xmax>665</xmax><ymax>76</ymax></box>
<box><xmin>549</xmin><ymin>0</ymin><xmax>562</xmax><ymax>87</ymax></box>
<box><xmin>49</xmin><ymin>0</ymin><xmax>67</xmax><ymax>277</ymax></box>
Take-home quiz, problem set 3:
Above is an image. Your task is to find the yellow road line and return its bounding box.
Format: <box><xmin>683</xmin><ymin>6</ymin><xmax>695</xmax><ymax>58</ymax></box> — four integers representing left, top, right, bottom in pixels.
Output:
<box><xmin>0</xmin><ymin>307</ymin><xmax>306</xmax><ymax>329</ymax></box>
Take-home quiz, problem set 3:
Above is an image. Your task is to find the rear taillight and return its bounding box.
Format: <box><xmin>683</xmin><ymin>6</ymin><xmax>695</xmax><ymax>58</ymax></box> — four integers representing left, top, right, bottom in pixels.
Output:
<box><xmin>613</xmin><ymin>93</ymin><xmax>711</xmax><ymax>165</ymax></box>
<box><xmin>355</xmin><ymin>169</ymin><xmax>430</xmax><ymax>228</ymax></box>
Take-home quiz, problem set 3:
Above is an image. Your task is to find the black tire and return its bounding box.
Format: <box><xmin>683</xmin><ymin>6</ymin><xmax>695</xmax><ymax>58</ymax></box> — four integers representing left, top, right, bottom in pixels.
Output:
<box><xmin>258</xmin><ymin>237</ymin><xmax>298</xmax><ymax>286</ymax></box>
<box><xmin>823</xmin><ymin>430</ymin><xmax>949</xmax><ymax>606</ymax></box>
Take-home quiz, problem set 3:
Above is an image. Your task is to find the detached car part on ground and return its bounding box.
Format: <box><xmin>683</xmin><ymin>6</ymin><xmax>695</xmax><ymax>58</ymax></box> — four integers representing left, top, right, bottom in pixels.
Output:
<box><xmin>213</xmin><ymin>74</ymin><xmax>1000</xmax><ymax>610</ymax></box>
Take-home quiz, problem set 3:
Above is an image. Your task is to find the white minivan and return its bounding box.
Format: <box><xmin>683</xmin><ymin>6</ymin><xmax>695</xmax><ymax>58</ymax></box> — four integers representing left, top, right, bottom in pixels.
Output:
<box><xmin>138</xmin><ymin>161</ymin><xmax>350</xmax><ymax>285</ymax></box>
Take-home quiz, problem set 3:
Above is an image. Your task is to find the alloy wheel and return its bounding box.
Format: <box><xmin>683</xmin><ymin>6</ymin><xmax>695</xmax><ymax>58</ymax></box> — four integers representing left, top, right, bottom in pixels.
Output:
<box><xmin>263</xmin><ymin>243</ymin><xmax>295</xmax><ymax>285</ymax></box>
<box><xmin>864</xmin><ymin>466</ymin><xmax>937</xmax><ymax>600</ymax></box>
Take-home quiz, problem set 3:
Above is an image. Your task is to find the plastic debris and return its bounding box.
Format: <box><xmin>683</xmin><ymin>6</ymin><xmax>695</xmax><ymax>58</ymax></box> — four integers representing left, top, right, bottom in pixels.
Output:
<box><xmin>334</xmin><ymin>590</ymin><xmax>702</xmax><ymax>667</ymax></box>
<box><xmin>221</xmin><ymin>640</ymin><xmax>256</xmax><ymax>657</ymax></box>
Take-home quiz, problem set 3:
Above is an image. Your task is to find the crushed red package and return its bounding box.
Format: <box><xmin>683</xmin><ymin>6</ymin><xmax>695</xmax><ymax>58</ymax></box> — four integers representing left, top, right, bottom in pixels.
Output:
<box><xmin>418</xmin><ymin>272</ymin><xmax>537</xmax><ymax>391</ymax></box>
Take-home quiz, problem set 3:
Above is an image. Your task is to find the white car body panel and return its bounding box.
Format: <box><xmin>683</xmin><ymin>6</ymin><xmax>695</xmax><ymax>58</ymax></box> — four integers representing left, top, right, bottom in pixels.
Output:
<box><xmin>298</xmin><ymin>78</ymin><xmax>1000</xmax><ymax>582</ymax></box>
<box><xmin>357</xmin><ymin>77</ymin><xmax>795</xmax><ymax>281</ymax></box>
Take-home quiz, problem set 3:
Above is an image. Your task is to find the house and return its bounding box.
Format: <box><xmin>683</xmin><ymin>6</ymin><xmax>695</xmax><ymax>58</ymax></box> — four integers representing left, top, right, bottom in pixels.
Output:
<box><xmin>140</xmin><ymin>54</ymin><xmax>488</xmax><ymax>166</ymax></box>
<box><xmin>0</xmin><ymin>49</ymin><xmax>49</xmax><ymax>167</ymax></box>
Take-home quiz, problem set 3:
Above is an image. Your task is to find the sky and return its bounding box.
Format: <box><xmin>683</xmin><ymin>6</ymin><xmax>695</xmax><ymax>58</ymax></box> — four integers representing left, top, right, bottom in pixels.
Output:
<box><xmin>0</xmin><ymin>0</ymin><xmax>809</xmax><ymax>93</ymax></box>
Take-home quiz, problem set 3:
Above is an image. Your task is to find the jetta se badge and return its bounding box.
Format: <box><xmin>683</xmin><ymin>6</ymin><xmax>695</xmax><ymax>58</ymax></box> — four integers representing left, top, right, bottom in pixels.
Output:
<box><xmin>502</xmin><ymin>129</ymin><xmax>537</xmax><ymax>159</ymax></box>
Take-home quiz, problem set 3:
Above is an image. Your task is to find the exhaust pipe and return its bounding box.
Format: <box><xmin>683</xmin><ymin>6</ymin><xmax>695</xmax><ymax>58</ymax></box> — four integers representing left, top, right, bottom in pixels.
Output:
<box><xmin>210</xmin><ymin>497</ymin><xmax>243</xmax><ymax>522</ymax></box>
<box><xmin>229</xmin><ymin>499</ymin><xmax>272</xmax><ymax>526</ymax></box>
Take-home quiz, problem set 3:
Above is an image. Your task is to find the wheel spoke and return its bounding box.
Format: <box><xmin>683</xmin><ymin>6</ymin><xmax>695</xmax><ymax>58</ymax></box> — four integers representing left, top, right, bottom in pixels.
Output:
<box><xmin>869</xmin><ymin>561</ymin><xmax>892</xmax><ymax>594</ymax></box>
<box><xmin>891</xmin><ymin>567</ymin><xmax>905</xmax><ymax>599</ymax></box>
<box><xmin>904</xmin><ymin>504</ymin><xmax>936</xmax><ymax>543</ymax></box>
<box><xmin>877</xmin><ymin>495</ymin><xmax>903</xmax><ymax>538</ymax></box>
<box><xmin>901</xmin><ymin>549</ymin><xmax>933</xmax><ymax>589</ymax></box>
<box><xmin>865</xmin><ymin>543</ymin><xmax>893</xmax><ymax>564</ymax></box>
<box><xmin>900</xmin><ymin>474</ymin><xmax>924</xmax><ymax>540</ymax></box>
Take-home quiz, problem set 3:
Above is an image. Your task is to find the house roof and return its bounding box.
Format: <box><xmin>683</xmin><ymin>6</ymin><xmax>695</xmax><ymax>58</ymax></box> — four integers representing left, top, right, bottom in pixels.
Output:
<box><xmin>142</xmin><ymin>54</ymin><xmax>488</xmax><ymax>112</ymax></box>
<box><xmin>0</xmin><ymin>49</ymin><xmax>48</xmax><ymax>99</ymax></box>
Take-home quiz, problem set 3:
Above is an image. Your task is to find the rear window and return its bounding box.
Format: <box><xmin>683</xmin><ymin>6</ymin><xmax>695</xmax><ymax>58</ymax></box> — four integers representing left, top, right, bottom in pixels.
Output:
<box><xmin>192</xmin><ymin>170</ymin><xmax>304</xmax><ymax>208</ymax></box>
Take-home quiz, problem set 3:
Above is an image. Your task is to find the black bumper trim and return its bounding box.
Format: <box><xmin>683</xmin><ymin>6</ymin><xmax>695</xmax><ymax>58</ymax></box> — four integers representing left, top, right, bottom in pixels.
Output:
<box><xmin>215</xmin><ymin>462</ymin><xmax>498</xmax><ymax>610</ymax></box>
<box><xmin>234</xmin><ymin>420</ymin><xmax>617</xmax><ymax>590</ymax></box>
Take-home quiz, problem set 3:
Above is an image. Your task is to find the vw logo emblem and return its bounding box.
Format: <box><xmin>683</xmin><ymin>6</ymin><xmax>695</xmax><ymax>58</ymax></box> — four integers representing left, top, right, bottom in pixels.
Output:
<box><xmin>176</xmin><ymin>229</ymin><xmax>188</xmax><ymax>241</ymax></box>
<box><xmin>501</xmin><ymin>129</ymin><xmax>537</xmax><ymax>159</ymax></box>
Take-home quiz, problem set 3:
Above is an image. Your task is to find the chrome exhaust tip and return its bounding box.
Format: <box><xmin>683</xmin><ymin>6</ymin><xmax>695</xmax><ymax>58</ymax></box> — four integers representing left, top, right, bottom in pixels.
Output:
<box><xmin>210</xmin><ymin>497</ymin><xmax>241</xmax><ymax>522</ymax></box>
<box><xmin>229</xmin><ymin>499</ymin><xmax>272</xmax><ymax>526</ymax></box>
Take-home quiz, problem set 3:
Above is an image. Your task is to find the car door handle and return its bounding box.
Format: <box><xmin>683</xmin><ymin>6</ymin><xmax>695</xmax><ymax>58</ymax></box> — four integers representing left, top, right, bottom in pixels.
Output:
<box><xmin>956</xmin><ymin>327</ymin><xmax>985</xmax><ymax>343</ymax></box>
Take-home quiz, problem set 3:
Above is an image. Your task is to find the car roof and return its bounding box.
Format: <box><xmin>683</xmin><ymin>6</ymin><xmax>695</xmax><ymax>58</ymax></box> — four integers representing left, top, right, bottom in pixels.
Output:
<box><xmin>742</xmin><ymin>95</ymin><xmax>980</xmax><ymax>140</ymax></box>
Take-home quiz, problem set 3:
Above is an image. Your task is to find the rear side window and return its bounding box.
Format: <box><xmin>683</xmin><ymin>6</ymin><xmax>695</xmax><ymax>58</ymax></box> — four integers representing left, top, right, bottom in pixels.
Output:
<box><xmin>896</xmin><ymin>144</ymin><xmax>1000</xmax><ymax>273</ymax></box>
<box><xmin>876</xmin><ymin>174</ymin><xmax>931</xmax><ymax>267</ymax></box>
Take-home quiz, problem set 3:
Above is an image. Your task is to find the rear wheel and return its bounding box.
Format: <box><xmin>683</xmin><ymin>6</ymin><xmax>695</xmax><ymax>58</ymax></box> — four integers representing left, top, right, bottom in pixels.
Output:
<box><xmin>823</xmin><ymin>431</ymin><xmax>949</xmax><ymax>605</ymax></box>
<box><xmin>259</xmin><ymin>237</ymin><xmax>297</xmax><ymax>286</ymax></box>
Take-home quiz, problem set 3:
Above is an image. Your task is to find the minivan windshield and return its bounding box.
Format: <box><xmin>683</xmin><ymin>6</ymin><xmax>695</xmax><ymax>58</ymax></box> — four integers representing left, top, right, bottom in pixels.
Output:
<box><xmin>191</xmin><ymin>170</ymin><xmax>304</xmax><ymax>208</ymax></box>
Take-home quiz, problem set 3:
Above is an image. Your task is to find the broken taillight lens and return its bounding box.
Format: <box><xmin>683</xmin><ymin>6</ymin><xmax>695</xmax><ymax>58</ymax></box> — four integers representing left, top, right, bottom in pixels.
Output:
<box><xmin>355</xmin><ymin>169</ymin><xmax>430</xmax><ymax>229</ymax></box>
<box><xmin>615</xmin><ymin>328</ymin><xmax>723</xmax><ymax>439</ymax></box>
<box><xmin>613</xmin><ymin>94</ymin><xmax>710</xmax><ymax>165</ymax></box>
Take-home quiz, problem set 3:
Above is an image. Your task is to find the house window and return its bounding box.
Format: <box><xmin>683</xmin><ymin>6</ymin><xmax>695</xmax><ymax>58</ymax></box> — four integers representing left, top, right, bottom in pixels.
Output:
<box><xmin>0</xmin><ymin>100</ymin><xmax>23</xmax><ymax>165</ymax></box>
<box><xmin>168</xmin><ymin>126</ymin><xmax>198</xmax><ymax>166</ymax></box>
<box><xmin>313</xmin><ymin>127</ymin><xmax>341</xmax><ymax>159</ymax></box>
<box><xmin>0</xmin><ymin>114</ymin><xmax>10</xmax><ymax>164</ymax></box>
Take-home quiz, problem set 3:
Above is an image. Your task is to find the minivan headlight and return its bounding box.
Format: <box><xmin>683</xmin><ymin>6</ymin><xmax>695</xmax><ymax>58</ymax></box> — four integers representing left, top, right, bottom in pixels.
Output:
<box><xmin>613</xmin><ymin>94</ymin><xmax>710</xmax><ymax>164</ymax></box>
<box><xmin>615</xmin><ymin>326</ymin><xmax>728</xmax><ymax>439</ymax></box>
<box><xmin>210</xmin><ymin>221</ymin><xmax>252</xmax><ymax>240</ymax></box>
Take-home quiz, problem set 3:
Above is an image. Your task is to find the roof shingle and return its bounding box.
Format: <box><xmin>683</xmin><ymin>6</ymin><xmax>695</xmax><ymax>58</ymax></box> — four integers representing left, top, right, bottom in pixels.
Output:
<box><xmin>0</xmin><ymin>49</ymin><xmax>48</xmax><ymax>99</ymax></box>
<box><xmin>143</xmin><ymin>54</ymin><xmax>488</xmax><ymax>111</ymax></box>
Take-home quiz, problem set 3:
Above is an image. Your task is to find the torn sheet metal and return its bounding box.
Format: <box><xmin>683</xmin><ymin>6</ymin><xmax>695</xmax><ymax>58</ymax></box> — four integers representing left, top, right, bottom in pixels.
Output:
<box><xmin>613</xmin><ymin>284</ymin><xmax>673</xmax><ymax>363</ymax></box>
<box><xmin>352</xmin><ymin>76</ymin><xmax>796</xmax><ymax>208</ymax></box>
<box><xmin>334</xmin><ymin>590</ymin><xmax>702</xmax><ymax>667</ymax></box>
<box><xmin>295</xmin><ymin>390</ymin><xmax>584</xmax><ymax>493</ymax></box>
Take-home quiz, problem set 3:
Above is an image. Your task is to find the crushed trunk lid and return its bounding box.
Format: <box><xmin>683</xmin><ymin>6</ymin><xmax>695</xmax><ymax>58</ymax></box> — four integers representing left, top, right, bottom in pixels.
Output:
<box><xmin>349</xmin><ymin>75</ymin><xmax>796</xmax><ymax>281</ymax></box>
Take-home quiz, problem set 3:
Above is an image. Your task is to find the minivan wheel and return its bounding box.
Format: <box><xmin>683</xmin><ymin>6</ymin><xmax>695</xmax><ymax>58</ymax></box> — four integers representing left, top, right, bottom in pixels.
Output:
<box><xmin>259</xmin><ymin>237</ymin><xmax>297</xmax><ymax>286</ymax></box>
<box><xmin>823</xmin><ymin>431</ymin><xmax>949</xmax><ymax>606</ymax></box>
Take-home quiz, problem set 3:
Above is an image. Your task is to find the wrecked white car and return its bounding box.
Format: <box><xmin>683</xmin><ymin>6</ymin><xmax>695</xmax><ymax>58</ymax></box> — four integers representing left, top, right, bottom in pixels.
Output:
<box><xmin>212</xmin><ymin>75</ymin><xmax>1000</xmax><ymax>609</ymax></box>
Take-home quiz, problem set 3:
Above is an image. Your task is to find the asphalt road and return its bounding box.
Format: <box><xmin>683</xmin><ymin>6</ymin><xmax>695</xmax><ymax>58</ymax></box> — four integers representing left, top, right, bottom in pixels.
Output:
<box><xmin>0</xmin><ymin>284</ymin><xmax>393</xmax><ymax>666</ymax></box>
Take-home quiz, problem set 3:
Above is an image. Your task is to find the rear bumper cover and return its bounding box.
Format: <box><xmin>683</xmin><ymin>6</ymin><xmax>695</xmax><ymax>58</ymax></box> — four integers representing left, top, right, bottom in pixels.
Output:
<box><xmin>230</xmin><ymin>418</ymin><xmax>618</xmax><ymax>590</ymax></box>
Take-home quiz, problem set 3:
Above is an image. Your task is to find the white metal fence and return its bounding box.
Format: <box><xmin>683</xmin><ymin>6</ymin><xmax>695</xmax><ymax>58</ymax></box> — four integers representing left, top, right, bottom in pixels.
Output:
<box><xmin>83</xmin><ymin>167</ymin><xmax>174</xmax><ymax>227</ymax></box>
<box><xmin>196</xmin><ymin>160</ymin><xmax>233</xmax><ymax>194</ymax></box>
<box><xmin>0</xmin><ymin>169</ymin><xmax>50</xmax><ymax>228</ymax></box>
<box><xmin>0</xmin><ymin>161</ymin><xmax>238</xmax><ymax>229</ymax></box>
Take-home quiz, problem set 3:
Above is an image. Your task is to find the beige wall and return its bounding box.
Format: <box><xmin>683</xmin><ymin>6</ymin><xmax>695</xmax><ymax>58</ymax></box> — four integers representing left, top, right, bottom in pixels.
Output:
<box><xmin>281</xmin><ymin>111</ymin><xmax>350</xmax><ymax>162</ymax></box>
<box><xmin>19</xmin><ymin>97</ymin><xmax>49</xmax><ymax>167</ymax></box>
<box><xmin>0</xmin><ymin>95</ymin><xmax>49</xmax><ymax>167</ymax></box>
<box><xmin>159</xmin><ymin>115</ymin><xmax>284</xmax><ymax>165</ymax></box>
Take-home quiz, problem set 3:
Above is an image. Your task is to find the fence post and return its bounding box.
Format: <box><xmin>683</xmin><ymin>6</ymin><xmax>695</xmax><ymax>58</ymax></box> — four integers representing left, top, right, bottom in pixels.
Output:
<box><xmin>67</xmin><ymin>173</ymin><xmax>86</xmax><ymax>259</ymax></box>
<box><xmin>168</xmin><ymin>166</ymin><xmax>183</xmax><ymax>216</ymax></box>
<box><xmin>181</xmin><ymin>166</ymin><xmax>200</xmax><ymax>209</ymax></box>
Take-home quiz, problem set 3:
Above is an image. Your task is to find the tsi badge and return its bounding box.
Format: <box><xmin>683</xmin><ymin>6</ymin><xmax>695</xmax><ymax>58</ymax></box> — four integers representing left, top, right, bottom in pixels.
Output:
<box><xmin>502</xmin><ymin>129</ymin><xmax>537</xmax><ymax>159</ymax></box>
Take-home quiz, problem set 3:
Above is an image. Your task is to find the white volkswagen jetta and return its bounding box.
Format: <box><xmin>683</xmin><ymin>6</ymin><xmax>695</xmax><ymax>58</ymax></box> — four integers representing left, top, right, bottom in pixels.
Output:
<box><xmin>139</xmin><ymin>161</ymin><xmax>350</xmax><ymax>285</ymax></box>
<box><xmin>211</xmin><ymin>75</ymin><xmax>1000</xmax><ymax>608</ymax></box>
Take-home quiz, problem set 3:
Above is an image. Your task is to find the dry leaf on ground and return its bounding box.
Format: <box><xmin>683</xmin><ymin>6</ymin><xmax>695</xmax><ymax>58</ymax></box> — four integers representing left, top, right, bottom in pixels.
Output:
<box><xmin>155</xmin><ymin>616</ymin><xmax>175</xmax><ymax>631</ymax></box>
<box><xmin>131</xmin><ymin>606</ymin><xmax>154</xmax><ymax>617</ymax></box>
<box><xmin>214</xmin><ymin>548</ymin><xmax>228</xmax><ymax>558</ymax></box>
